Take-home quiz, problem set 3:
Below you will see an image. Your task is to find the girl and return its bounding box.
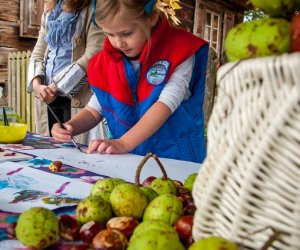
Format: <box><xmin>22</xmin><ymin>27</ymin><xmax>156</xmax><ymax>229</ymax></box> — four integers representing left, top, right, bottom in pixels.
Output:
<box><xmin>51</xmin><ymin>0</ymin><xmax>208</xmax><ymax>163</ymax></box>
<box><xmin>27</xmin><ymin>0</ymin><xmax>105</xmax><ymax>144</ymax></box>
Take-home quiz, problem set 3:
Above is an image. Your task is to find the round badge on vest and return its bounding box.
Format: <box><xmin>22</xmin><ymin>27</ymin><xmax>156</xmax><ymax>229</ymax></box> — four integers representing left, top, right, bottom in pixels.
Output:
<box><xmin>146</xmin><ymin>60</ymin><xmax>170</xmax><ymax>86</ymax></box>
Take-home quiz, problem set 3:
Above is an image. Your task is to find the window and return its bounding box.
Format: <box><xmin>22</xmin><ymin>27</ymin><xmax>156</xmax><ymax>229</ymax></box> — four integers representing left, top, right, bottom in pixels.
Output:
<box><xmin>204</xmin><ymin>10</ymin><xmax>220</xmax><ymax>52</ymax></box>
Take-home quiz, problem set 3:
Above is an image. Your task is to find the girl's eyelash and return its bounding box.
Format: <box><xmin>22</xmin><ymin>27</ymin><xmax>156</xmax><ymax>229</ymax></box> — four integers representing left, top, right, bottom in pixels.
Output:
<box><xmin>104</xmin><ymin>32</ymin><xmax>132</xmax><ymax>37</ymax></box>
<box><xmin>122</xmin><ymin>32</ymin><xmax>132</xmax><ymax>37</ymax></box>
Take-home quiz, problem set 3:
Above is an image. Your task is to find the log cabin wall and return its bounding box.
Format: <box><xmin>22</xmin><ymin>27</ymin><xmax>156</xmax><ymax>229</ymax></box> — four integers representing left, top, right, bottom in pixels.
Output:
<box><xmin>0</xmin><ymin>0</ymin><xmax>37</xmax><ymax>106</ymax></box>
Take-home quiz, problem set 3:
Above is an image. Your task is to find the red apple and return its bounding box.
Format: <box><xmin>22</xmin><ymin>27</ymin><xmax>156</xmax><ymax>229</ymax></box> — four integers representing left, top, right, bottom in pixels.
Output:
<box><xmin>142</xmin><ymin>176</ymin><xmax>156</xmax><ymax>187</ymax></box>
<box><xmin>6</xmin><ymin>222</ymin><xmax>17</xmax><ymax>239</ymax></box>
<box><xmin>174</xmin><ymin>215</ymin><xmax>194</xmax><ymax>242</ymax></box>
<box><xmin>184</xmin><ymin>204</ymin><xmax>196</xmax><ymax>216</ymax></box>
<box><xmin>106</xmin><ymin>216</ymin><xmax>139</xmax><ymax>238</ymax></box>
<box><xmin>177</xmin><ymin>193</ymin><xmax>194</xmax><ymax>207</ymax></box>
<box><xmin>59</xmin><ymin>214</ymin><xmax>81</xmax><ymax>241</ymax></box>
<box><xmin>291</xmin><ymin>13</ymin><xmax>300</xmax><ymax>52</ymax></box>
<box><xmin>92</xmin><ymin>229</ymin><xmax>128</xmax><ymax>250</ymax></box>
<box><xmin>79</xmin><ymin>221</ymin><xmax>105</xmax><ymax>244</ymax></box>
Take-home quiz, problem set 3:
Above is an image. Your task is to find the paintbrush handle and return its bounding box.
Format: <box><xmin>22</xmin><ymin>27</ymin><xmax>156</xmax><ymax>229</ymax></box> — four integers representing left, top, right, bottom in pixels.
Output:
<box><xmin>2</xmin><ymin>107</ymin><xmax>9</xmax><ymax>126</ymax></box>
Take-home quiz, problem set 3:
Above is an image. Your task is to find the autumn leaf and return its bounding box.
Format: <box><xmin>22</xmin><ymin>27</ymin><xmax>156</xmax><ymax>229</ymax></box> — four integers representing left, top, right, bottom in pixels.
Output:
<box><xmin>156</xmin><ymin>0</ymin><xmax>182</xmax><ymax>25</ymax></box>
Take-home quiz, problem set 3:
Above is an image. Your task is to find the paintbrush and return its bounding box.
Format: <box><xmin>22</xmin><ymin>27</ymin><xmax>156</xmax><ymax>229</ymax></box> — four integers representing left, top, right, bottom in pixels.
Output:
<box><xmin>40</xmin><ymin>96</ymin><xmax>84</xmax><ymax>153</ymax></box>
<box><xmin>2</xmin><ymin>107</ymin><xmax>9</xmax><ymax>126</ymax></box>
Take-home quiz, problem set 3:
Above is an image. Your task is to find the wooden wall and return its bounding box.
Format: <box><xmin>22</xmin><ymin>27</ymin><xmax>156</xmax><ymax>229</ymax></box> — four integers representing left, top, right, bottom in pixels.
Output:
<box><xmin>0</xmin><ymin>0</ymin><xmax>36</xmax><ymax>105</ymax></box>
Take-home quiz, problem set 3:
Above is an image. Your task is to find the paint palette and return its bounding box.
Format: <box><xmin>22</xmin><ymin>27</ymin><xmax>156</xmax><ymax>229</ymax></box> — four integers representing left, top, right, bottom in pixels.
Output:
<box><xmin>0</xmin><ymin>148</ymin><xmax>33</xmax><ymax>163</ymax></box>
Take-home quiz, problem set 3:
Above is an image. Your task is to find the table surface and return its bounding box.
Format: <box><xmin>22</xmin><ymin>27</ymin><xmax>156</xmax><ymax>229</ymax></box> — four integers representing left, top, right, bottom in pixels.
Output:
<box><xmin>0</xmin><ymin>132</ymin><xmax>201</xmax><ymax>248</ymax></box>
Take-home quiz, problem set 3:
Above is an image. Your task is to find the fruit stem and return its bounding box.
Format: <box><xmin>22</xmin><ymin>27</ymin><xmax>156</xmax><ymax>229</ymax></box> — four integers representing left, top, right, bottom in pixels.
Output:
<box><xmin>134</xmin><ymin>152</ymin><xmax>153</xmax><ymax>186</ymax></box>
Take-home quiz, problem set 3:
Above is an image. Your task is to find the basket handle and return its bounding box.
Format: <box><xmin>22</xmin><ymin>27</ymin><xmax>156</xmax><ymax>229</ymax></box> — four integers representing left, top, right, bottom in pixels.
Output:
<box><xmin>134</xmin><ymin>152</ymin><xmax>168</xmax><ymax>186</ymax></box>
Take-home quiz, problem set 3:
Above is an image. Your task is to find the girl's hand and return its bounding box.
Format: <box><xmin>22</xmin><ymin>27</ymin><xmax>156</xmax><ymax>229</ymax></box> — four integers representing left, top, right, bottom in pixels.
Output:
<box><xmin>87</xmin><ymin>138</ymin><xmax>129</xmax><ymax>154</ymax></box>
<box><xmin>51</xmin><ymin>123</ymin><xmax>73</xmax><ymax>143</ymax></box>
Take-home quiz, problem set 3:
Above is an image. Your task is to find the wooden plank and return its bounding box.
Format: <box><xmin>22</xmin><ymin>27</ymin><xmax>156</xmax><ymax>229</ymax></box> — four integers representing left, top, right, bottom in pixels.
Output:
<box><xmin>20</xmin><ymin>51</ymin><xmax>26</xmax><ymax>121</ymax></box>
<box><xmin>25</xmin><ymin>51</ymin><xmax>35</xmax><ymax>132</ymax></box>
<box><xmin>16</xmin><ymin>51</ymin><xmax>21</xmax><ymax>116</ymax></box>
<box><xmin>0</xmin><ymin>0</ymin><xmax>19</xmax><ymax>23</ymax></box>
<box><xmin>8</xmin><ymin>52</ymin><xmax>17</xmax><ymax>111</ymax></box>
<box><xmin>204</xmin><ymin>47</ymin><xmax>218</xmax><ymax>128</ymax></box>
<box><xmin>7</xmin><ymin>53</ymin><xmax>13</xmax><ymax>108</ymax></box>
<box><xmin>0</xmin><ymin>24</ymin><xmax>35</xmax><ymax>51</ymax></box>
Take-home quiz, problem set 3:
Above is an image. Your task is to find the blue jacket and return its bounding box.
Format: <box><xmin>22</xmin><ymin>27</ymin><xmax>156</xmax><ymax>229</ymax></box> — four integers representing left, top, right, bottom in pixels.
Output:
<box><xmin>88</xmin><ymin>17</ymin><xmax>208</xmax><ymax>163</ymax></box>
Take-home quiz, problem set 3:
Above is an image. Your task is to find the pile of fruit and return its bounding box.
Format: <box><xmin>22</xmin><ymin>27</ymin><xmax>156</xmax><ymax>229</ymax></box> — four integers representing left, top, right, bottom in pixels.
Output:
<box><xmin>10</xmin><ymin>153</ymin><xmax>239</xmax><ymax>250</ymax></box>
<box><xmin>225</xmin><ymin>0</ymin><xmax>300</xmax><ymax>61</ymax></box>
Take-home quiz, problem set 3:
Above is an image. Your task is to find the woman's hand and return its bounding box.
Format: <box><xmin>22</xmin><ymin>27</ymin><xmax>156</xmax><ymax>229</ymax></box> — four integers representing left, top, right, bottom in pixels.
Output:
<box><xmin>51</xmin><ymin>123</ymin><xmax>73</xmax><ymax>143</ymax></box>
<box><xmin>87</xmin><ymin>138</ymin><xmax>130</xmax><ymax>154</ymax></box>
<box><xmin>33</xmin><ymin>77</ymin><xmax>57</xmax><ymax>103</ymax></box>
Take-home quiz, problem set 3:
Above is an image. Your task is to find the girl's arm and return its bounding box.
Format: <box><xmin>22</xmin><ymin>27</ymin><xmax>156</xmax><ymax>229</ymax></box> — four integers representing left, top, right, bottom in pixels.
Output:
<box><xmin>88</xmin><ymin>101</ymin><xmax>171</xmax><ymax>154</ymax></box>
<box><xmin>120</xmin><ymin>100</ymin><xmax>172</xmax><ymax>149</ymax></box>
<box><xmin>51</xmin><ymin>106</ymin><xmax>102</xmax><ymax>142</ymax></box>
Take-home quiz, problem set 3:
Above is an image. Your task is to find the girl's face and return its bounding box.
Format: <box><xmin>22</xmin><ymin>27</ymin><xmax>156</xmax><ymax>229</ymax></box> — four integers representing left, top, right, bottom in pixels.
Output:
<box><xmin>101</xmin><ymin>10</ymin><xmax>156</xmax><ymax>59</ymax></box>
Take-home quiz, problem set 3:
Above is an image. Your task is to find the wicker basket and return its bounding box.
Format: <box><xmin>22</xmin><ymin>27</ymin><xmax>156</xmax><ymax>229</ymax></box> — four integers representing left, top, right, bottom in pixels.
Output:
<box><xmin>192</xmin><ymin>52</ymin><xmax>300</xmax><ymax>250</ymax></box>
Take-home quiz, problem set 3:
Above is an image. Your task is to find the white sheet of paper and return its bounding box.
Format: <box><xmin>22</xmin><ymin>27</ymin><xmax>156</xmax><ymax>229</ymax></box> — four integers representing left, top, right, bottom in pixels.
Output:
<box><xmin>21</xmin><ymin>148</ymin><xmax>201</xmax><ymax>183</ymax></box>
<box><xmin>0</xmin><ymin>150</ymin><xmax>33</xmax><ymax>162</ymax></box>
<box><xmin>0</xmin><ymin>161</ymin><xmax>92</xmax><ymax>213</ymax></box>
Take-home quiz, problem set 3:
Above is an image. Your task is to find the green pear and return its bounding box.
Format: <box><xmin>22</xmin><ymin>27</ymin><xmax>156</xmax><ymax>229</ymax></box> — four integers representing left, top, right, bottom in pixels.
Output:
<box><xmin>76</xmin><ymin>195</ymin><xmax>113</xmax><ymax>224</ymax></box>
<box><xmin>143</xmin><ymin>193</ymin><xmax>183</xmax><ymax>225</ymax></box>
<box><xmin>249</xmin><ymin>0</ymin><xmax>300</xmax><ymax>17</ymax></box>
<box><xmin>16</xmin><ymin>207</ymin><xmax>59</xmax><ymax>250</ymax></box>
<box><xmin>188</xmin><ymin>236</ymin><xmax>238</xmax><ymax>250</ymax></box>
<box><xmin>150</xmin><ymin>177</ymin><xmax>177</xmax><ymax>195</ymax></box>
<box><xmin>139</xmin><ymin>186</ymin><xmax>159</xmax><ymax>203</ymax></box>
<box><xmin>128</xmin><ymin>220</ymin><xmax>185</xmax><ymax>250</ymax></box>
<box><xmin>109</xmin><ymin>183</ymin><xmax>148</xmax><ymax>219</ymax></box>
<box><xmin>225</xmin><ymin>18</ymin><xmax>290</xmax><ymax>61</ymax></box>
<box><xmin>90</xmin><ymin>177</ymin><xmax>126</xmax><ymax>201</ymax></box>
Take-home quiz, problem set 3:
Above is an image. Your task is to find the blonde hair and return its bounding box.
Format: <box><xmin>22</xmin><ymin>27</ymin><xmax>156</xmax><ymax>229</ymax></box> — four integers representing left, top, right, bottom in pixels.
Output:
<box><xmin>45</xmin><ymin>0</ymin><xmax>91</xmax><ymax>12</ymax></box>
<box><xmin>95</xmin><ymin>0</ymin><xmax>159</xmax><ymax>38</ymax></box>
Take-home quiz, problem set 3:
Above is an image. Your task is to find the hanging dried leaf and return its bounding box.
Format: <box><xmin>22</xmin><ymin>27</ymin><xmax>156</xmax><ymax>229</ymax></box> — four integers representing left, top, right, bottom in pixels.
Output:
<box><xmin>156</xmin><ymin>0</ymin><xmax>182</xmax><ymax>25</ymax></box>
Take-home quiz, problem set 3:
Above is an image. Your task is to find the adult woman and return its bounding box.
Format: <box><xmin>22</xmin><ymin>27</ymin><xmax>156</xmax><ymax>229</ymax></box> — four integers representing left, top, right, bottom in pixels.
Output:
<box><xmin>27</xmin><ymin>0</ymin><xmax>105</xmax><ymax>144</ymax></box>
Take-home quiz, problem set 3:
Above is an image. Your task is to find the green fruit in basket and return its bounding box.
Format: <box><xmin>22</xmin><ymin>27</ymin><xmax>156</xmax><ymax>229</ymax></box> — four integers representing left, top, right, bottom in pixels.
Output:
<box><xmin>188</xmin><ymin>236</ymin><xmax>238</xmax><ymax>250</ymax></box>
<box><xmin>128</xmin><ymin>220</ymin><xmax>185</xmax><ymax>250</ymax></box>
<box><xmin>76</xmin><ymin>195</ymin><xmax>113</xmax><ymax>224</ymax></box>
<box><xmin>90</xmin><ymin>177</ymin><xmax>126</xmax><ymax>201</ymax></box>
<box><xmin>225</xmin><ymin>17</ymin><xmax>290</xmax><ymax>61</ymax></box>
<box><xmin>150</xmin><ymin>177</ymin><xmax>177</xmax><ymax>195</ymax></box>
<box><xmin>109</xmin><ymin>183</ymin><xmax>148</xmax><ymax>219</ymax></box>
<box><xmin>184</xmin><ymin>173</ymin><xmax>198</xmax><ymax>191</ymax></box>
<box><xmin>139</xmin><ymin>186</ymin><xmax>159</xmax><ymax>203</ymax></box>
<box><xmin>249</xmin><ymin>0</ymin><xmax>300</xmax><ymax>17</ymax></box>
<box><xmin>16</xmin><ymin>207</ymin><xmax>59</xmax><ymax>250</ymax></box>
<box><xmin>143</xmin><ymin>193</ymin><xmax>183</xmax><ymax>225</ymax></box>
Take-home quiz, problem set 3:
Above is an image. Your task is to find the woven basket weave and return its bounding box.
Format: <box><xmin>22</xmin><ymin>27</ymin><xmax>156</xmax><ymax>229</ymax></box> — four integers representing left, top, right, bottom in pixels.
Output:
<box><xmin>192</xmin><ymin>52</ymin><xmax>300</xmax><ymax>250</ymax></box>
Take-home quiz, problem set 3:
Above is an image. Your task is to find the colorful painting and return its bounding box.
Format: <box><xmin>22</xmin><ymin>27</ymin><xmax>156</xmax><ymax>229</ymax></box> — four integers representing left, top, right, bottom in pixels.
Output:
<box><xmin>0</xmin><ymin>149</ymin><xmax>33</xmax><ymax>163</ymax></box>
<box><xmin>0</xmin><ymin>161</ymin><xmax>92</xmax><ymax>213</ymax></box>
